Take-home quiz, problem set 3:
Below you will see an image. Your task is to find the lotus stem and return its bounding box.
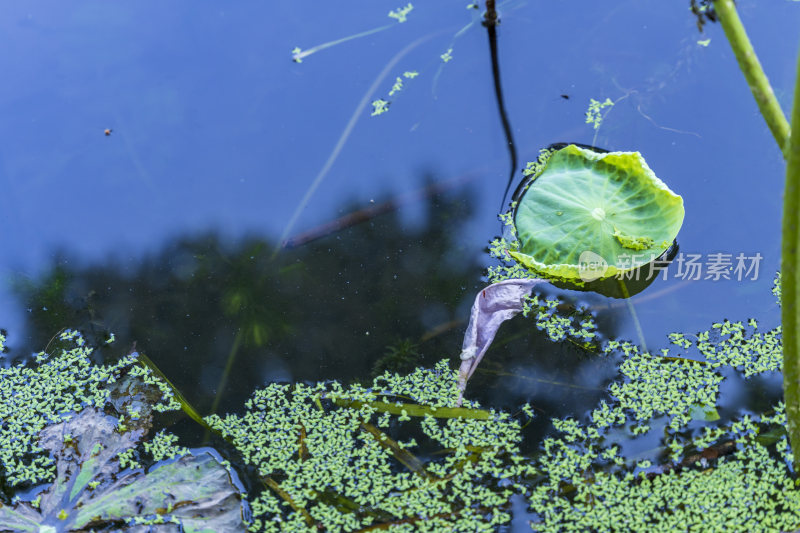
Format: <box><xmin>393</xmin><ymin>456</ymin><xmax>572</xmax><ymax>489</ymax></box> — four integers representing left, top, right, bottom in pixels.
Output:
<box><xmin>781</xmin><ymin>39</ymin><xmax>800</xmax><ymax>467</ymax></box>
<box><xmin>714</xmin><ymin>0</ymin><xmax>790</xmax><ymax>157</ymax></box>
<box><xmin>484</xmin><ymin>0</ymin><xmax>498</xmax><ymax>26</ymax></box>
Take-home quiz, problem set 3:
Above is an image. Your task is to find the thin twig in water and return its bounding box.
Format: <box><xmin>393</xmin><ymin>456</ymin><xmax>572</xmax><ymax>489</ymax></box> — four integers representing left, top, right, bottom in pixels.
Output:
<box><xmin>274</xmin><ymin>33</ymin><xmax>441</xmax><ymax>259</ymax></box>
<box><xmin>281</xmin><ymin>173</ymin><xmax>476</xmax><ymax>249</ymax></box>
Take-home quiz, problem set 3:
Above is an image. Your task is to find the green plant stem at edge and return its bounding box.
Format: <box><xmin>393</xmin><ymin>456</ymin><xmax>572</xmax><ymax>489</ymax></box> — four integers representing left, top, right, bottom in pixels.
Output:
<box><xmin>782</xmin><ymin>40</ymin><xmax>800</xmax><ymax>468</ymax></box>
<box><xmin>714</xmin><ymin>0</ymin><xmax>790</xmax><ymax>158</ymax></box>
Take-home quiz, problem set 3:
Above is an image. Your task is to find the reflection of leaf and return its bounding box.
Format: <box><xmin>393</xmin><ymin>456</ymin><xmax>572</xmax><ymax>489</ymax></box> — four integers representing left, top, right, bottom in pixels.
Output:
<box><xmin>0</xmin><ymin>408</ymin><xmax>245</xmax><ymax>532</ymax></box>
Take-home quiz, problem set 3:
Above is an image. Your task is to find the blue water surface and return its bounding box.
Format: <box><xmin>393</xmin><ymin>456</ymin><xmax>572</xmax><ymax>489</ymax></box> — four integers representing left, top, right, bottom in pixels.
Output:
<box><xmin>0</xmin><ymin>3</ymin><xmax>797</xmax><ymax>510</ymax></box>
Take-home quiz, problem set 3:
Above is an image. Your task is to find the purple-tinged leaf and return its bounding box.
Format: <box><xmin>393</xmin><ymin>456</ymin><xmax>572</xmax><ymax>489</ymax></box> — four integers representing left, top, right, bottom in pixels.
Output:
<box><xmin>456</xmin><ymin>278</ymin><xmax>544</xmax><ymax>406</ymax></box>
<box><xmin>0</xmin><ymin>408</ymin><xmax>247</xmax><ymax>532</ymax></box>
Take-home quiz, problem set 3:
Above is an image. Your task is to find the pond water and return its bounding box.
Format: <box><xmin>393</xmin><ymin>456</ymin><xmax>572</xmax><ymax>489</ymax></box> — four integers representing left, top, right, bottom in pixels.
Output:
<box><xmin>0</xmin><ymin>1</ymin><xmax>798</xmax><ymax>530</ymax></box>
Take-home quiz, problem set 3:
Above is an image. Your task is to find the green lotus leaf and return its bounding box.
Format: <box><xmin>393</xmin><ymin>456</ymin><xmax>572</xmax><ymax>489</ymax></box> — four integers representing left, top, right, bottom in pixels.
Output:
<box><xmin>510</xmin><ymin>144</ymin><xmax>684</xmax><ymax>283</ymax></box>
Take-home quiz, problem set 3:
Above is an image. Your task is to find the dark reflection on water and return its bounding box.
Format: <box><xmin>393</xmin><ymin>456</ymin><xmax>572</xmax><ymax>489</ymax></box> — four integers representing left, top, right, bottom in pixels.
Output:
<box><xmin>10</xmin><ymin>182</ymin><xmax>626</xmax><ymax>448</ymax></box>
<box><xmin>12</xmin><ymin>175</ymin><xmax>781</xmax><ymax>471</ymax></box>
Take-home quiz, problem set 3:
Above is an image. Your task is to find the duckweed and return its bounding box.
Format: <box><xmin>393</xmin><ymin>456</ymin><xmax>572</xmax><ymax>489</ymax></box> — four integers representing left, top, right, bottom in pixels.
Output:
<box><xmin>205</xmin><ymin>361</ymin><xmax>533</xmax><ymax>531</ymax></box>
<box><xmin>0</xmin><ymin>276</ymin><xmax>797</xmax><ymax>531</ymax></box>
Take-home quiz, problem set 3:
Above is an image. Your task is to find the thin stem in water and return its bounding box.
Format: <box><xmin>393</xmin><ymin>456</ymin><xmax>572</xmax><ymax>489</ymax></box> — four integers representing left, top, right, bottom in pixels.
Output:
<box><xmin>274</xmin><ymin>34</ymin><xmax>436</xmax><ymax>258</ymax></box>
<box><xmin>484</xmin><ymin>0</ymin><xmax>518</xmax><ymax>212</ymax></box>
<box><xmin>292</xmin><ymin>24</ymin><xmax>394</xmax><ymax>63</ymax></box>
